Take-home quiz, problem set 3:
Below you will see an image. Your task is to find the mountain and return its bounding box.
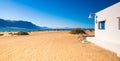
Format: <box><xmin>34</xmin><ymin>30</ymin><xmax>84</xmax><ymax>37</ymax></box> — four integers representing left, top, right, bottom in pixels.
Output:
<box><xmin>0</xmin><ymin>18</ymin><xmax>40</xmax><ymax>29</ymax></box>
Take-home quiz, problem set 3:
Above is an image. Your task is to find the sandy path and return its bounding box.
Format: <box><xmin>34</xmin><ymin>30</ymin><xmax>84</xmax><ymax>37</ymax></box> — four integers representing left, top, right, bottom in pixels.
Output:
<box><xmin>0</xmin><ymin>31</ymin><xmax>119</xmax><ymax>61</ymax></box>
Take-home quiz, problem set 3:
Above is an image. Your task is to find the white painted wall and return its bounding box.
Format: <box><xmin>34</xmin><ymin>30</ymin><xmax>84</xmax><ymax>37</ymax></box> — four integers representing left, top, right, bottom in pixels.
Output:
<box><xmin>95</xmin><ymin>2</ymin><xmax>120</xmax><ymax>42</ymax></box>
<box><xmin>94</xmin><ymin>2</ymin><xmax>120</xmax><ymax>56</ymax></box>
<box><xmin>87</xmin><ymin>2</ymin><xmax>120</xmax><ymax>57</ymax></box>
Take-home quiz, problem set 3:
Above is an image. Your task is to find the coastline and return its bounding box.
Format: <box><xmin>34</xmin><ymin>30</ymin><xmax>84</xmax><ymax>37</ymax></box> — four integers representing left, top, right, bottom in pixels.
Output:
<box><xmin>0</xmin><ymin>31</ymin><xmax>119</xmax><ymax>61</ymax></box>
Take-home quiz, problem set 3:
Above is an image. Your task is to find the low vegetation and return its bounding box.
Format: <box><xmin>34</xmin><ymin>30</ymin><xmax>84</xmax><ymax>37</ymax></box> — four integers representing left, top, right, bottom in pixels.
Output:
<box><xmin>16</xmin><ymin>31</ymin><xmax>29</xmax><ymax>35</ymax></box>
<box><xmin>70</xmin><ymin>28</ymin><xmax>86</xmax><ymax>34</ymax></box>
<box><xmin>0</xmin><ymin>34</ymin><xmax>4</xmax><ymax>36</ymax></box>
<box><xmin>9</xmin><ymin>31</ymin><xmax>29</xmax><ymax>35</ymax></box>
<box><xmin>9</xmin><ymin>32</ymin><xmax>13</xmax><ymax>35</ymax></box>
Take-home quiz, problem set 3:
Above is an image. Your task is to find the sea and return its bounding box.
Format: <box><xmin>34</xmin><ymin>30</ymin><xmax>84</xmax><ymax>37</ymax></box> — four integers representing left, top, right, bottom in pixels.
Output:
<box><xmin>0</xmin><ymin>27</ymin><xmax>72</xmax><ymax>32</ymax></box>
<box><xmin>0</xmin><ymin>27</ymin><xmax>94</xmax><ymax>32</ymax></box>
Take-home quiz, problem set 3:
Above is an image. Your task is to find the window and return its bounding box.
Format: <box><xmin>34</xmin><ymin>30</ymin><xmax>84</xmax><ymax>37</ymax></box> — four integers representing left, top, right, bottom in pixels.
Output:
<box><xmin>98</xmin><ymin>21</ymin><xmax>105</xmax><ymax>30</ymax></box>
<box><xmin>117</xmin><ymin>17</ymin><xmax>120</xmax><ymax>30</ymax></box>
<box><xmin>118</xmin><ymin>18</ymin><xmax>120</xmax><ymax>29</ymax></box>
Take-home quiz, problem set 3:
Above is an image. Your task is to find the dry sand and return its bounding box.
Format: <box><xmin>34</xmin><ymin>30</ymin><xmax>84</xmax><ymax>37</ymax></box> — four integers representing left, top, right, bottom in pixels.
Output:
<box><xmin>0</xmin><ymin>31</ymin><xmax>119</xmax><ymax>61</ymax></box>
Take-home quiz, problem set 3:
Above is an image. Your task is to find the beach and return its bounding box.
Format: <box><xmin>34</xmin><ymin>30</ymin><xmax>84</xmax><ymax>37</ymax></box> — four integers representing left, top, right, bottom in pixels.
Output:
<box><xmin>0</xmin><ymin>31</ymin><xmax>119</xmax><ymax>61</ymax></box>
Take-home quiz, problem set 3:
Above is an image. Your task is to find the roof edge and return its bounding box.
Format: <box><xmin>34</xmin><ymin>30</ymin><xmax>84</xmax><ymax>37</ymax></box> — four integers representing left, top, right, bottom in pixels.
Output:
<box><xmin>96</xmin><ymin>2</ymin><xmax>120</xmax><ymax>14</ymax></box>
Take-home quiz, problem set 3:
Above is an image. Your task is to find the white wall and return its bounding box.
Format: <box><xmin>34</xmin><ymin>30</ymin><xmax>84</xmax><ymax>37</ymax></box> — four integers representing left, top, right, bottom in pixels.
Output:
<box><xmin>94</xmin><ymin>2</ymin><xmax>120</xmax><ymax>56</ymax></box>
<box><xmin>95</xmin><ymin>2</ymin><xmax>120</xmax><ymax>42</ymax></box>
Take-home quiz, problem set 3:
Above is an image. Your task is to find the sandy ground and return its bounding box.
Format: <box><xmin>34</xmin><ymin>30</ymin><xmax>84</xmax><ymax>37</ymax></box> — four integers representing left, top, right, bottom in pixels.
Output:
<box><xmin>0</xmin><ymin>31</ymin><xmax>119</xmax><ymax>61</ymax></box>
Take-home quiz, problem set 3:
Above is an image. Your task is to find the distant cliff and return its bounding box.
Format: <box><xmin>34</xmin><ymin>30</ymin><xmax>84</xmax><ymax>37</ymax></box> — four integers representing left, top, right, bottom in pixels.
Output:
<box><xmin>0</xmin><ymin>18</ymin><xmax>40</xmax><ymax>29</ymax></box>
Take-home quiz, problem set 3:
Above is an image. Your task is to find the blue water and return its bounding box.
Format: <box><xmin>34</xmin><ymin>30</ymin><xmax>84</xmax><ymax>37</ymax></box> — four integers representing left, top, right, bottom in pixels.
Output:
<box><xmin>0</xmin><ymin>28</ymin><xmax>38</xmax><ymax>32</ymax></box>
<box><xmin>0</xmin><ymin>28</ymin><xmax>72</xmax><ymax>32</ymax></box>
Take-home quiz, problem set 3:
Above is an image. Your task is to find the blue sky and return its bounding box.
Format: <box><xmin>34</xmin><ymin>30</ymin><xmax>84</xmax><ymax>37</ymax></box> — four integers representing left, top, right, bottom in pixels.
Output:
<box><xmin>0</xmin><ymin>0</ymin><xmax>119</xmax><ymax>28</ymax></box>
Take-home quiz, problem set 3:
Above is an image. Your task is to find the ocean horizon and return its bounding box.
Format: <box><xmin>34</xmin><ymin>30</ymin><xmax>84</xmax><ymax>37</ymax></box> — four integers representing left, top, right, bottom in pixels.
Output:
<box><xmin>0</xmin><ymin>27</ymin><xmax>94</xmax><ymax>32</ymax></box>
<box><xmin>0</xmin><ymin>27</ymin><xmax>73</xmax><ymax>32</ymax></box>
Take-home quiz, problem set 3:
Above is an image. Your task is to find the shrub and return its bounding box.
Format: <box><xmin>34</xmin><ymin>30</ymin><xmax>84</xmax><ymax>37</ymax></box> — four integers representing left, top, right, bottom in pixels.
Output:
<box><xmin>70</xmin><ymin>28</ymin><xmax>86</xmax><ymax>34</ymax></box>
<box><xmin>16</xmin><ymin>31</ymin><xmax>29</xmax><ymax>35</ymax></box>
<box><xmin>0</xmin><ymin>34</ymin><xmax>4</xmax><ymax>36</ymax></box>
<box><xmin>9</xmin><ymin>32</ymin><xmax>13</xmax><ymax>35</ymax></box>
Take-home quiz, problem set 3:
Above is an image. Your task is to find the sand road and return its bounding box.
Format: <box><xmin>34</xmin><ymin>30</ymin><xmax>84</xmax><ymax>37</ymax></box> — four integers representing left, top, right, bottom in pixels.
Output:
<box><xmin>0</xmin><ymin>31</ymin><xmax>119</xmax><ymax>61</ymax></box>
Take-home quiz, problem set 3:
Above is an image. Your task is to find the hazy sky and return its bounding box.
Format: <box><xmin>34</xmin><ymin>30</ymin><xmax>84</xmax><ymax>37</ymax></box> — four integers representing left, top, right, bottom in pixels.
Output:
<box><xmin>0</xmin><ymin>0</ymin><xmax>119</xmax><ymax>28</ymax></box>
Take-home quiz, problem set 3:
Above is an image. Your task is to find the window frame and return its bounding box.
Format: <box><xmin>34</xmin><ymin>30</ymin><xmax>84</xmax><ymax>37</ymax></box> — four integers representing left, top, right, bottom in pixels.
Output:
<box><xmin>98</xmin><ymin>20</ymin><xmax>106</xmax><ymax>30</ymax></box>
<box><xmin>118</xmin><ymin>17</ymin><xmax>120</xmax><ymax>30</ymax></box>
<box><xmin>117</xmin><ymin>17</ymin><xmax>120</xmax><ymax>30</ymax></box>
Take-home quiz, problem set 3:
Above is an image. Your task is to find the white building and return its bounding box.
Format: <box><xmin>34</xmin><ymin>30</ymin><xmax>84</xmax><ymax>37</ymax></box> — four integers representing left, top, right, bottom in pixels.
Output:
<box><xmin>87</xmin><ymin>2</ymin><xmax>120</xmax><ymax>57</ymax></box>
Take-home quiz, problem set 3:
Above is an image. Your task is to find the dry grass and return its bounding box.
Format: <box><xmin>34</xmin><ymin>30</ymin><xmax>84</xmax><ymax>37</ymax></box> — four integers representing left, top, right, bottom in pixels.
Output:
<box><xmin>0</xmin><ymin>34</ymin><xmax>4</xmax><ymax>36</ymax></box>
<box><xmin>0</xmin><ymin>31</ymin><xmax>119</xmax><ymax>61</ymax></box>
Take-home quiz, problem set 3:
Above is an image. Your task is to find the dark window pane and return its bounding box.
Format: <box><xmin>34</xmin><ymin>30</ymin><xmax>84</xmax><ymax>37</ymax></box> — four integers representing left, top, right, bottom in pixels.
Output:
<box><xmin>98</xmin><ymin>21</ymin><xmax>105</xmax><ymax>30</ymax></box>
<box><xmin>117</xmin><ymin>17</ymin><xmax>120</xmax><ymax>30</ymax></box>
